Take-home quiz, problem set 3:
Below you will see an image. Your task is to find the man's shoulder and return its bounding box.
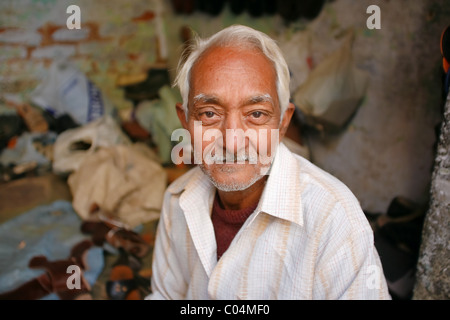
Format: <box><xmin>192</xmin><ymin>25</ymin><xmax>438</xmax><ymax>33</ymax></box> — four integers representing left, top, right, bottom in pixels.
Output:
<box><xmin>292</xmin><ymin>152</ymin><xmax>357</xmax><ymax>202</ymax></box>
<box><xmin>287</xmin><ymin>151</ymin><xmax>371</xmax><ymax>233</ymax></box>
<box><xmin>283</xmin><ymin>148</ymin><xmax>365</xmax><ymax>227</ymax></box>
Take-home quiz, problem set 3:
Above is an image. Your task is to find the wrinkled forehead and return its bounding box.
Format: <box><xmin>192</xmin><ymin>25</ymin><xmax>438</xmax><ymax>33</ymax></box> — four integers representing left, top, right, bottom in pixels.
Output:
<box><xmin>190</xmin><ymin>45</ymin><xmax>277</xmax><ymax>92</ymax></box>
<box><xmin>191</xmin><ymin>44</ymin><xmax>277</xmax><ymax>82</ymax></box>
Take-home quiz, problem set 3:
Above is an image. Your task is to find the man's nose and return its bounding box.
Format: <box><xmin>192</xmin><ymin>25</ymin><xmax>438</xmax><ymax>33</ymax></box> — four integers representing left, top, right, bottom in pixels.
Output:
<box><xmin>222</xmin><ymin>114</ymin><xmax>247</xmax><ymax>154</ymax></box>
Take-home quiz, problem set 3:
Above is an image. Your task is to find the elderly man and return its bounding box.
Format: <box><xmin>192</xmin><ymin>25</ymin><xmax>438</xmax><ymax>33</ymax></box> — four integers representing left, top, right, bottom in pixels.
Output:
<box><xmin>148</xmin><ymin>25</ymin><xmax>390</xmax><ymax>300</ymax></box>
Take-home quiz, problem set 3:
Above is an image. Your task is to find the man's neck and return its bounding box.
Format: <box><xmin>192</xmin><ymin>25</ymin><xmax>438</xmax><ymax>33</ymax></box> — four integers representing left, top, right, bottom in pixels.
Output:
<box><xmin>216</xmin><ymin>176</ymin><xmax>267</xmax><ymax>210</ymax></box>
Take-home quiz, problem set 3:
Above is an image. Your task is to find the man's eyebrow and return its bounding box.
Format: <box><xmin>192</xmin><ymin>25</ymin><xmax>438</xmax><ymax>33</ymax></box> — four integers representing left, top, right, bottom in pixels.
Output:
<box><xmin>192</xmin><ymin>93</ymin><xmax>274</xmax><ymax>106</ymax></box>
<box><xmin>192</xmin><ymin>94</ymin><xmax>221</xmax><ymax>105</ymax></box>
<box><xmin>244</xmin><ymin>94</ymin><xmax>274</xmax><ymax>106</ymax></box>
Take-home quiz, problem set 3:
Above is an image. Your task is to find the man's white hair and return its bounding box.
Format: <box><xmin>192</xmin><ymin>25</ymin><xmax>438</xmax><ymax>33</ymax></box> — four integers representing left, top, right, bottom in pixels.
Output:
<box><xmin>173</xmin><ymin>24</ymin><xmax>291</xmax><ymax>120</ymax></box>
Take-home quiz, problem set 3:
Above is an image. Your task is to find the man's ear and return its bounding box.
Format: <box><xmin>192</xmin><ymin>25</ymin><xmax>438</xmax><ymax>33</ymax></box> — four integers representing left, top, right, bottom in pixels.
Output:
<box><xmin>279</xmin><ymin>102</ymin><xmax>295</xmax><ymax>139</ymax></box>
<box><xmin>176</xmin><ymin>102</ymin><xmax>189</xmax><ymax>129</ymax></box>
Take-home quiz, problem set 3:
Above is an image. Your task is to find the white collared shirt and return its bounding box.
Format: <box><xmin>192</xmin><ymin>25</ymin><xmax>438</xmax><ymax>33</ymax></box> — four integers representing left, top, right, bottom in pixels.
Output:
<box><xmin>147</xmin><ymin>143</ymin><xmax>391</xmax><ymax>300</ymax></box>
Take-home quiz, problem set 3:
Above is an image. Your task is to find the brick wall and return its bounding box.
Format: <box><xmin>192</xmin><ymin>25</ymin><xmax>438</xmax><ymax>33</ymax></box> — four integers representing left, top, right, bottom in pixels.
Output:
<box><xmin>0</xmin><ymin>0</ymin><xmax>167</xmax><ymax>114</ymax></box>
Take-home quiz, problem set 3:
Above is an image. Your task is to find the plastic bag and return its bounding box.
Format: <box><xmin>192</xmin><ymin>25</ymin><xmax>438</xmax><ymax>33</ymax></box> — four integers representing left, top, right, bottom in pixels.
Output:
<box><xmin>30</xmin><ymin>60</ymin><xmax>116</xmax><ymax>125</ymax></box>
<box><xmin>134</xmin><ymin>85</ymin><xmax>182</xmax><ymax>164</ymax></box>
<box><xmin>278</xmin><ymin>29</ymin><xmax>312</xmax><ymax>94</ymax></box>
<box><xmin>68</xmin><ymin>143</ymin><xmax>167</xmax><ymax>228</ymax></box>
<box><xmin>293</xmin><ymin>31</ymin><xmax>369</xmax><ymax>131</ymax></box>
<box><xmin>52</xmin><ymin>115</ymin><xmax>131</xmax><ymax>174</ymax></box>
<box><xmin>0</xmin><ymin>131</ymin><xmax>56</xmax><ymax>166</ymax></box>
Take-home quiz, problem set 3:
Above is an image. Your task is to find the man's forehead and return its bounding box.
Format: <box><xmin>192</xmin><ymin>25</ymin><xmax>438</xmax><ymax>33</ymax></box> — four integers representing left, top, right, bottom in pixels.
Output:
<box><xmin>193</xmin><ymin>45</ymin><xmax>275</xmax><ymax>74</ymax></box>
<box><xmin>188</xmin><ymin>45</ymin><xmax>279</xmax><ymax>111</ymax></box>
<box><xmin>199</xmin><ymin>44</ymin><xmax>263</xmax><ymax>61</ymax></box>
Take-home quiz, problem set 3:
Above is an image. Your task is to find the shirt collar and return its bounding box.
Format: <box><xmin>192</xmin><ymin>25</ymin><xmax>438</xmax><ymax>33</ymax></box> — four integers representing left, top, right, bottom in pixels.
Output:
<box><xmin>257</xmin><ymin>142</ymin><xmax>304</xmax><ymax>227</ymax></box>
<box><xmin>176</xmin><ymin>167</ymin><xmax>217</xmax><ymax>276</ymax></box>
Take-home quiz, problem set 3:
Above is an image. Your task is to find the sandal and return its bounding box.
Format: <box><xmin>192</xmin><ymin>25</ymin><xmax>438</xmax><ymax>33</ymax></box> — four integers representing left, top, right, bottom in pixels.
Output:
<box><xmin>0</xmin><ymin>239</ymin><xmax>93</xmax><ymax>300</ymax></box>
<box><xmin>105</xmin><ymin>248</ymin><xmax>151</xmax><ymax>300</ymax></box>
<box><xmin>81</xmin><ymin>220</ymin><xmax>150</xmax><ymax>258</ymax></box>
<box><xmin>106</xmin><ymin>265</ymin><xmax>140</xmax><ymax>300</ymax></box>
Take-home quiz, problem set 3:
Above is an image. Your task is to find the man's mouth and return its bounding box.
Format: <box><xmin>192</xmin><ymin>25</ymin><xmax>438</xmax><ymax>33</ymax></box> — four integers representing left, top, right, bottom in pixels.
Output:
<box><xmin>204</xmin><ymin>153</ymin><xmax>259</xmax><ymax>165</ymax></box>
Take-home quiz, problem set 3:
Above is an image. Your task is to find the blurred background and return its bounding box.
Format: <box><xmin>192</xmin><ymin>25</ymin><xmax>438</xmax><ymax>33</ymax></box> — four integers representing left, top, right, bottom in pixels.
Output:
<box><xmin>0</xmin><ymin>0</ymin><xmax>448</xmax><ymax>300</ymax></box>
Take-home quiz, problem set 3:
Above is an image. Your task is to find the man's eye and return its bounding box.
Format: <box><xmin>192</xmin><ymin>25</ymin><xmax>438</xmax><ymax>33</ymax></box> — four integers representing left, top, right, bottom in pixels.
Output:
<box><xmin>252</xmin><ymin>111</ymin><xmax>263</xmax><ymax>118</ymax></box>
<box><xmin>198</xmin><ymin>110</ymin><xmax>219</xmax><ymax>123</ymax></box>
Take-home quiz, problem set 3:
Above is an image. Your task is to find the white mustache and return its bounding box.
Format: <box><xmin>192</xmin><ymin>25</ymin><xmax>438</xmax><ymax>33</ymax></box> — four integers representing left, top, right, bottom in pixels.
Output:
<box><xmin>203</xmin><ymin>149</ymin><xmax>259</xmax><ymax>164</ymax></box>
<box><xmin>208</xmin><ymin>153</ymin><xmax>258</xmax><ymax>163</ymax></box>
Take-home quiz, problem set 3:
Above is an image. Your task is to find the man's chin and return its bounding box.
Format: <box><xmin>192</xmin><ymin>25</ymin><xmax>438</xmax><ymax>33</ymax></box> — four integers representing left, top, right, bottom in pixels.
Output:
<box><xmin>199</xmin><ymin>163</ymin><xmax>268</xmax><ymax>192</ymax></box>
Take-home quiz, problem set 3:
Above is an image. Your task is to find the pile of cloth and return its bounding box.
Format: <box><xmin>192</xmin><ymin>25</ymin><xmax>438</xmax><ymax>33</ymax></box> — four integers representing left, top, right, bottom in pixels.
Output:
<box><xmin>0</xmin><ymin>60</ymin><xmax>175</xmax><ymax>300</ymax></box>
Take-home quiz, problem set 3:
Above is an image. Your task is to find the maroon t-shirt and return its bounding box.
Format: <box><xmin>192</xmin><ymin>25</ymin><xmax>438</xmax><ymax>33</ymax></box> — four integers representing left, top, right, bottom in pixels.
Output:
<box><xmin>211</xmin><ymin>193</ymin><xmax>258</xmax><ymax>260</ymax></box>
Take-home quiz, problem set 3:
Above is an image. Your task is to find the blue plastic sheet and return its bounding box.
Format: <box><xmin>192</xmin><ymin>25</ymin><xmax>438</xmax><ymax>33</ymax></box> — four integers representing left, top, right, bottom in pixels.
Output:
<box><xmin>0</xmin><ymin>200</ymin><xmax>104</xmax><ymax>299</ymax></box>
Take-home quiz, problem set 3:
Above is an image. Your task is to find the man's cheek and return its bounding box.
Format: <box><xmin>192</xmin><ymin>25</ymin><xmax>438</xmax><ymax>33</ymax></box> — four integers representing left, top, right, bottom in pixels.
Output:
<box><xmin>256</xmin><ymin>128</ymin><xmax>279</xmax><ymax>161</ymax></box>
